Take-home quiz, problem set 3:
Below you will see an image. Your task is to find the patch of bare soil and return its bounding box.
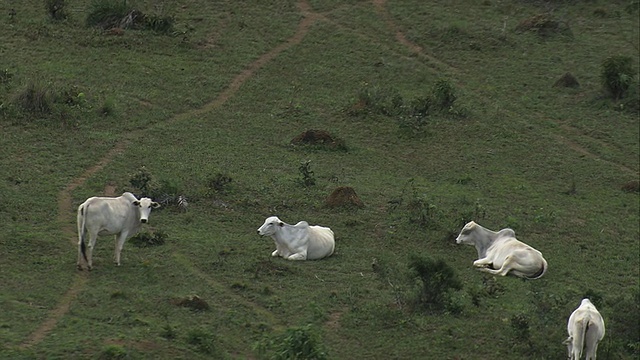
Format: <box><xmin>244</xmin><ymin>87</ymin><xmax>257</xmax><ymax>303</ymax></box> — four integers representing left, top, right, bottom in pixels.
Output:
<box><xmin>326</xmin><ymin>186</ymin><xmax>365</xmax><ymax>209</ymax></box>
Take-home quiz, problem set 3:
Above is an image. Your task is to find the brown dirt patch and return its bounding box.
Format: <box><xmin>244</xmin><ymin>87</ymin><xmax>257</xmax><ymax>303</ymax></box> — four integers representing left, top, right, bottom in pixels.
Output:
<box><xmin>325</xmin><ymin>186</ymin><xmax>365</xmax><ymax>209</ymax></box>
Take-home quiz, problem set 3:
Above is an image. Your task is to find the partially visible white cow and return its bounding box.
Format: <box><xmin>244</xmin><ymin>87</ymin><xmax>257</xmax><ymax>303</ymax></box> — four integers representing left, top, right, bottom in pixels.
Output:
<box><xmin>564</xmin><ymin>298</ymin><xmax>605</xmax><ymax>360</ymax></box>
<box><xmin>77</xmin><ymin>192</ymin><xmax>160</xmax><ymax>270</ymax></box>
<box><xmin>257</xmin><ymin>216</ymin><xmax>335</xmax><ymax>260</ymax></box>
<box><xmin>455</xmin><ymin>221</ymin><xmax>547</xmax><ymax>279</ymax></box>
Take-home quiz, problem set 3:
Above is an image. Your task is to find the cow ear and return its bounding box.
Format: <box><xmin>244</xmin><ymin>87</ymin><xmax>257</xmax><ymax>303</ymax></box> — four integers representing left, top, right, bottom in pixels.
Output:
<box><xmin>278</xmin><ymin>222</ymin><xmax>284</xmax><ymax>227</ymax></box>
<box><xmin>132</xmin><ymin>200</ymin><xmax>140</xmax><ymax>206</ymax></box>
<box><xmin>152</xmin><ymin>202</ymin><xmax>161</xmax><ymax>208</ymax></box>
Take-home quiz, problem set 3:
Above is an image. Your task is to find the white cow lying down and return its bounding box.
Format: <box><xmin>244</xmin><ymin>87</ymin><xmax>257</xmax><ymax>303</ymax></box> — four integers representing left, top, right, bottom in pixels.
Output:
<box><xmin>77</xmin><ymin>192</ymin><xmax>160</xmax><ymax>270</ymax></box>
<box><xmin>455</xmin><ymin>221</ymin><xmax>548</xmax><ymax>279</ymax></box>
<box><xmin>565</xmin><ymin>298</ymin><xmax>605</xmax><ymax>360</ymax></box>
<box><xmin>257</xmin><ymin>216</ymin><xmax>335</xmax><ymax>260</ymax></box>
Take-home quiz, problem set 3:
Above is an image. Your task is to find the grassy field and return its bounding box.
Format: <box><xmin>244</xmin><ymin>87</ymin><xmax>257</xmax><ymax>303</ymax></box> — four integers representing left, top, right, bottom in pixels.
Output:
<box><xmin>1</xmin><ymin>0</ymin><xmax>638</xmax><ymax>359</ymax></box>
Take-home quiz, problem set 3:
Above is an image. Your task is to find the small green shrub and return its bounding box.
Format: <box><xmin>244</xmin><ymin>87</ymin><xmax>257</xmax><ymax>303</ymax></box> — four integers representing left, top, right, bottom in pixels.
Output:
<box><xmin>45</xmin><ymin>0</ymin><xmax>69</xmax><ymax>21</ymax></box>
<box><xmin>432</xmin><ymin>79</ymin><xmax>457</xmax><ymax>110</ymax></box>
<box><xmin>406</xmin><ymin>196</ymin><xmax>441</xmax><ymax>229</ymax></box>
<box><xmin>297</xmin><ymin>160</ymin><xmax>316</xmax><ymax>187</ymax></box>
<box><xmin>408</xmin><ymin>255</ymin><xmax>463</xmax><ymax>312</ymax></box>
<box><xmin>129</xmin><ymin>166</ymin><xmax>154</xmax><ymax>196</ymax></box>
<box><xmin>0</xmin><ymin>69</ymin><xmax>13</xmax><ymax>84</ymax></box>
<box><xmin>254</xmin><ymin>324</ymin><xmax>328</xmax><ymax>360</ymax></box>
<box><xmin>601</xmin><ymin>55</ymin><xmax>637</xmax><ymax>100</ymax></box>
<box><xmin>99</xmin><ymin>97</ymin><xmax>116</xmax><ymax>116</ymax></box>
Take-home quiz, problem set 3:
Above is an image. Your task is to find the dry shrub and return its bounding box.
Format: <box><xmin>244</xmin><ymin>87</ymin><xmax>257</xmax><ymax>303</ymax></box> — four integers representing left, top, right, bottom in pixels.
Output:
<box><xmin>325</xmin><ymin>186</ymin><xmax>364</xmax><ymax>209</ymax></box>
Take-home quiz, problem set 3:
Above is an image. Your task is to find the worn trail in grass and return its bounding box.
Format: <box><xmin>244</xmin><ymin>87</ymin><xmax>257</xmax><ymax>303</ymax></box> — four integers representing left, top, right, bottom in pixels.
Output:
<box><xmin>19</xmin><ymin>0</ymin><xmax>320</xmax><ymax>349</ymax></box>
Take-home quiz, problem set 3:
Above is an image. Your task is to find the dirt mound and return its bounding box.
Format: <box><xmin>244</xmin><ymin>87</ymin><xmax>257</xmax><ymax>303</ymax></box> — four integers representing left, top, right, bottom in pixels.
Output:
<box><xmin>621</xmin><ymin>180</ymin><xmax>639</xmax><ymax>193</ymax></box>
<box><xmin>325</xmin><ymin>186</ymin><xmax>364</xmax><ymax>209</ymax></box>
<box><xmin>553</xmin><ymin>72</ymin><xmax>580</xmax><ymax>88</ymax></box>
<box><xmin>171</xmin><ymin>295</ymin><xmax>210</xmax><ymax>311</ymax></box>
<box><xmin>515</xmin><ymin>14</ymin><xmax>571</xmax><ymax>37</ymax></box>
<box><xmin>291</xmin><ymin>129</ymin><xmax>346</xmax><ymax>150</ymax></box>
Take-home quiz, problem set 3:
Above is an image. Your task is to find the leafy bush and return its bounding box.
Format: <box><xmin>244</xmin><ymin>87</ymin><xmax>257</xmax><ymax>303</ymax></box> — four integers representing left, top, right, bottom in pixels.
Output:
<box><xmin>254</xmin><ymin>324</ymin><xmax>328</xmax><ymax>360</ymax></box>
<box><xmin>129</xmin><ymin>166</ymin><xmax>154</xmax><ymax>196</ymax></box>
<box><xmin>408</xmin><ymin>255</ymin><xmax>463</xmax><ymax>312</ymax></box>
<box><xmin>297</xmin><ymin>160</ymin><xmax>316</xmax><ymax>187</ymax></box>
<box><xmin>45</xmin><ymin>0</ymin><xmax>69</xmax><ymax>21</ymax></box>
<box><xmin>510</xmin><ymin>313</ymin><xmax>531</xmax><ymax>343</ymax></box>
<box><xmin>601</xmin><ymin>55</ymin><xmax>637</xmax><ymax>100</ymax></box>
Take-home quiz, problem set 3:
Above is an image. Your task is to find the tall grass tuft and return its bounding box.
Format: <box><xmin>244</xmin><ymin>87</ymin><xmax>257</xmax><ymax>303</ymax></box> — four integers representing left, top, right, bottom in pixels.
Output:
<box><xmin>14</xmin><ymin>81</ymin><xmax>53</xmax><ymax>114</ymax></box>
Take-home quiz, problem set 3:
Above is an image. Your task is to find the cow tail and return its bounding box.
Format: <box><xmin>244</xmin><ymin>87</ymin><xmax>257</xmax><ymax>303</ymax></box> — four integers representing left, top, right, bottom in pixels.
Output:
<box><xmin>575</xmin><ymin>316</ymin><xmax>589</xmax><ymax>359</ymax></box>
<box><xmin>79</xmin><ymin>204</ymin><xmax>88</xmax><ymax>263</ymax></box>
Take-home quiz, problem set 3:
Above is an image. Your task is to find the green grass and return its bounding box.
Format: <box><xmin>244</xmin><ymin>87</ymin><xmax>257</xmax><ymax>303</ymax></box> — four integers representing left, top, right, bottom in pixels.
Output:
<box><xmin>1</xmin><ymin>0</ymin><xmax>638</xmax><ymax>359</ymax></box>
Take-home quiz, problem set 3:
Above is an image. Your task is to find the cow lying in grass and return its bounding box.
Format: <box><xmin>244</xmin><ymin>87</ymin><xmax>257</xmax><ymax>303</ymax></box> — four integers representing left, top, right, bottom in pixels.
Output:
<box><xmin>77</xmin><ymin>192</ymin><xmax>160</xmax><ymax>270</ymax></box>
<box><xmin>565</xmin><ymin>298</ymin><xmax>605</xmax><ymax>360</ymax></box>
<box><xmin>257</xmin><ymin>216</ymin><xmax>335</xmax><ymax>260</ymax></box>
<box><xmin>455</xmin><ymin>221</ymin><xmax>548</xmax><ymax>279</ymax></box>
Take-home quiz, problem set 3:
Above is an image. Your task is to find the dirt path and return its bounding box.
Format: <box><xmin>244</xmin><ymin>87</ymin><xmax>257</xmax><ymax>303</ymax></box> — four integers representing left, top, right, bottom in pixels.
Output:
<box><xmin>19</xmin><ymin>0</ymin><xmax>319</xmax><ymax>349</ymax></box>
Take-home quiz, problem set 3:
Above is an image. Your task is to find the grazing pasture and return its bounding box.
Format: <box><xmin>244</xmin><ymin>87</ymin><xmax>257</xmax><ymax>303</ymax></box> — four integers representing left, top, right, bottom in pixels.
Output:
<box><xmin>1</xmin><ymin>0</ymin><xmax>638</xmax><ymax>359</ymax></box>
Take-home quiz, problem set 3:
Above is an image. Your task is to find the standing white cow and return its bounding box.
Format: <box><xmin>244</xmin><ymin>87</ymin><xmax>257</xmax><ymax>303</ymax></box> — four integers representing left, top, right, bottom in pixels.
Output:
<box><xmin>77</xmin><ymin>192</ymin><xmax>160</xmax><ymax>270</ymax></box>
<box><xmin>455</xmin><ymin>221</ymin><xmax>547</xmax><ymax>279</ymax></box>
<box><xmin>257</xmin><ymin>216</ymin><xmax>335</xmax><ymax>260</ymax></box>
<box><xmin>564</xmin><ymin>298</ymin><xmax>605</xmax><ymax>360</ymax></box>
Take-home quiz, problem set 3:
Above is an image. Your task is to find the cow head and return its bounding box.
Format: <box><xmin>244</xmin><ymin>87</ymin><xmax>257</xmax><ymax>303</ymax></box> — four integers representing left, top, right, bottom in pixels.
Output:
<box><xmin>257</xmin><ymin>216</ymin><xmax>284</xmax><ymax>236</ymax></box>
<box><xmin>455</xmin><ymin>221</ymin><xmax>477</xmax><ymax>244</ymax></box>
<box><xmin>132</xmin><ymin>197</ymin><xmax>160</xmax><ymax>223</ymax></box>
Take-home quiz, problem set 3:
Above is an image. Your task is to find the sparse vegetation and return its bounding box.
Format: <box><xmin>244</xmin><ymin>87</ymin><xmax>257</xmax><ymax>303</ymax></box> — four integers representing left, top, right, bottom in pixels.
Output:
<box><xmin>1</xmin><ymin>0</ymin><xmax>637</xmax><ymax>359</ymax></box>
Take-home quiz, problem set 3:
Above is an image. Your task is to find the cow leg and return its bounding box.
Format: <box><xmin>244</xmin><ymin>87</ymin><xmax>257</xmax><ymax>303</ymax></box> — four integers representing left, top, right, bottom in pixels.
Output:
<box><xmin>115</xmin><ymin>232</ymin><xmax>128</xmax><ymax>266</ymax></box>
<box><xmin>287</xmin><ymin>252</ymin><xmax>307</xmax><ymax>261</ymax></box>
<box><xmin>472</xmin><ymin>257</ymin><xmax>493</xmax><ymax>268</ymax></box>
<box><xmin>77</xmin><ymin>231</ymin><xmax>85</xmax><ymax>270</ymax></box>
<box><xmin>479</xmin><ymin>255</ymin><xmax>517</xmax><ymax>277</ymax></box>
<box><xmin>86</xmin><ymin>232</ymin><xmax>98</xmax><ymax>270</ymax></box>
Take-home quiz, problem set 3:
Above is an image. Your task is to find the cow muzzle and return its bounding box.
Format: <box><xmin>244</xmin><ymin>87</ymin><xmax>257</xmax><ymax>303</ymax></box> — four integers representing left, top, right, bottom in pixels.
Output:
<box><xmin>141</xmin><ymin>219</ymin><xmax>148</xmax><ymax>224</ymax></box>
